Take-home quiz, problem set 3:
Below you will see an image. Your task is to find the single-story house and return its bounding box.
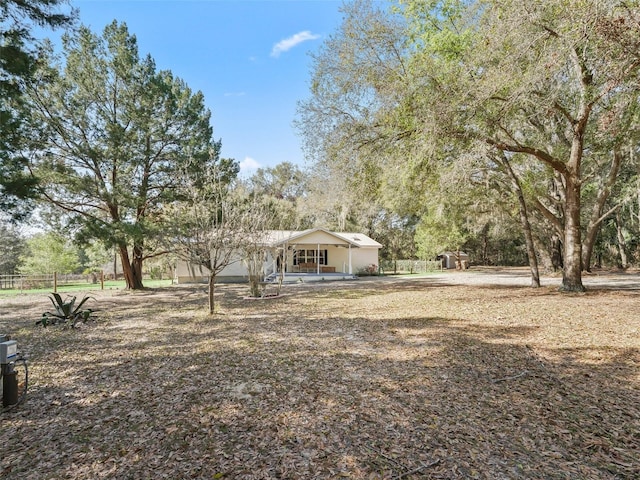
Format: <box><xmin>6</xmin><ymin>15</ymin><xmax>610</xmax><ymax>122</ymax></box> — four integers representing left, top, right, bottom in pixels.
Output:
<box><xmin>438</xmin><ymin>251</ymin><xmax>470</xmax><ymax>269</ymax></box>
<box><xmin>175</xmin><ymin>228</ymin><xmax>383</xmax><ymax>283</ymax></box>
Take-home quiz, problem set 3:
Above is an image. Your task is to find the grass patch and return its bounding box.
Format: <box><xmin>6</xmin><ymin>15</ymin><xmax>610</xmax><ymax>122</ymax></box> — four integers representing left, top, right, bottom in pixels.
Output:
<box><xmin>0</xmin><ymin>279</ymin><xmax>174</xmax><ymax>296</ymax></box>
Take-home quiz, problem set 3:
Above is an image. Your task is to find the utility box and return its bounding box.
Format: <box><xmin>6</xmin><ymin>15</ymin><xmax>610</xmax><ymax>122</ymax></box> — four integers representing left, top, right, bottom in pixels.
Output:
<box><xmin>0</xmin><ymin>340</ymin><xmax>17</xmax><ymax>364</ymax></box>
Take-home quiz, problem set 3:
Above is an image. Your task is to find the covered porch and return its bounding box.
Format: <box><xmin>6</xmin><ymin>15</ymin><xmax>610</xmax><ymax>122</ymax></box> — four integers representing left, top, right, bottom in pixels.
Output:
<box><xmin>264</xmin><ymin>271</ymin><xmax>358</xmax><ymax>283</ymax></box>
<box><xmin>261</xmin><ymin>229</ymin><xmax>380</xmax><ymax>283</ymax></box>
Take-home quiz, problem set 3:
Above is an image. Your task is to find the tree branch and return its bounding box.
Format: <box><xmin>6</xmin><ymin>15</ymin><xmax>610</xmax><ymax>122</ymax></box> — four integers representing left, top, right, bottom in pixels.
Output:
<box><xmin>485</xmin><ymin>138</ymin><xmax>568</xmax><ymax>176</ymax></box>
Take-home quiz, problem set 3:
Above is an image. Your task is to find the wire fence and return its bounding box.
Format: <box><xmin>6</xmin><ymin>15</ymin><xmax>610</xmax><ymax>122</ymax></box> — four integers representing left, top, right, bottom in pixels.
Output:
<box><xmin>380</xmin><ymin>260</ymin><xmax>443</xmax><ymax>274</ymax></box>
<box><xmin>0</xmin><ymin>273</ymin><xmax>103</xmax><ymax>292</ymax></box>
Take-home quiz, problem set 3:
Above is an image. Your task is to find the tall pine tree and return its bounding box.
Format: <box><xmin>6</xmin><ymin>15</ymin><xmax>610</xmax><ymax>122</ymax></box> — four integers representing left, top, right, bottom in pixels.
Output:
<box><xmin>27</xmin><ymin>21</ymin><xmax>217</xmax><ymax>289</ymax></box>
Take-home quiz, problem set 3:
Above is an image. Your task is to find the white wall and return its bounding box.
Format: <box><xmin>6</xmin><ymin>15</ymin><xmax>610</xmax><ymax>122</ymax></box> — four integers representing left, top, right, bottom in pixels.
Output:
<box><xmin>175</xmin><ymin>253</ymin><xmax>246</xmax><ymax>282</ymax></box>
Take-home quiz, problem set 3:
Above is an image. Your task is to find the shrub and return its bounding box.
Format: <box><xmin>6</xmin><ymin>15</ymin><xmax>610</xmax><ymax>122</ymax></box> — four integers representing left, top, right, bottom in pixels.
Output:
<box><xmin>37</xmin><ymin>293</ymin><xmax>97</xmax><ymax>328</ymax></box>
<box><xmin>358</xmin><ymin>264</ymin><xmax>379</xmax><ymax>276</ymax></box>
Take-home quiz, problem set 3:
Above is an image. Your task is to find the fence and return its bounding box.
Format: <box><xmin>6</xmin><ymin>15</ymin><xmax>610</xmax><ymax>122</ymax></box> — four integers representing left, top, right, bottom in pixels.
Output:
<box><xmin>380</xmin><ymin>260</ymin><xmax>443</xmax><ymax>274</ymax></box>
<box><xmin>0</xmin><ymin>273</ymin><xmax>104</xmax><ymax>292</ymax></box>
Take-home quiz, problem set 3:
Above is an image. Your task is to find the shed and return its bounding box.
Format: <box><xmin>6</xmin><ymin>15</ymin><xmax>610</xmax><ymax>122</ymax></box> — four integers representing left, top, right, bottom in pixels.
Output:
<box><xmin>438</xmin><ymin>251</ymin><xmax>470</xmax><ymax>269</ymax></box>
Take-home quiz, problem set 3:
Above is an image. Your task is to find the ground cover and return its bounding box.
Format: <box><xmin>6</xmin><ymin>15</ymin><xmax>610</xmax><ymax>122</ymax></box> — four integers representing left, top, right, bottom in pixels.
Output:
<box><xmin>0</xmin><ymin>272</ymin><xmax>638</xmax><ymax>479</ymax></box>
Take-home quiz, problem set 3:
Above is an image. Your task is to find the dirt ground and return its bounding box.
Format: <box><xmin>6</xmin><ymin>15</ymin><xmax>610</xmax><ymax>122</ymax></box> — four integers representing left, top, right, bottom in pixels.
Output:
<box><xmin>0</xmin><ymin>269</ymin><xmax>638</xmax><ymax>479</ymax></box>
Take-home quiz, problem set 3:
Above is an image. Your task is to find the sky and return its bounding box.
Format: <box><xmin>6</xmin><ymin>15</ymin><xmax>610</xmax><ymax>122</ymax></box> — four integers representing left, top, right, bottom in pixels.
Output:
<box><xmin>64</xmin><ymin>0</ymin><xmax>346</xmax><ymax>176</ymax></box>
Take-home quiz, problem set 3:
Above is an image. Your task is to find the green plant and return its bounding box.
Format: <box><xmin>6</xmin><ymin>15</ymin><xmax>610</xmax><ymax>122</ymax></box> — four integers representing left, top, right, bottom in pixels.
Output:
<box><xmin>37</xmin><ymin>293</ymin><xmax>97</xmax><ymax>328</ymax></box>
<box><xmin>358</xmin><ymin>264</ymin><xmax>379</xmax><ymax>276</ymax></box>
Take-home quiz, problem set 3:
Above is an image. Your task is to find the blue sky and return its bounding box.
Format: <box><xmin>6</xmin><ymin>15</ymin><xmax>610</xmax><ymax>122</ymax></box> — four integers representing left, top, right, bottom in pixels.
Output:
<box><xmin>68</xmin><ymin>0</ymin><xmax>346</xmax><ymax>175</ymax></box>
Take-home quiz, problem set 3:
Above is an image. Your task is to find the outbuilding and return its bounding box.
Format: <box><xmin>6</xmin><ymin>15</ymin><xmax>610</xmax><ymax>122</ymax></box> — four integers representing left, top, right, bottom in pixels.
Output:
<box><xmin>438</xmin><ymin>251</ymin><xmax>470</xmax><ymax>269</ymax></box>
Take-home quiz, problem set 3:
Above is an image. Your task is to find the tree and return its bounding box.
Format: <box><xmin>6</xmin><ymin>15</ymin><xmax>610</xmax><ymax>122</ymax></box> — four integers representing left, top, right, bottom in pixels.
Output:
<box><xmin>234</xmin><ymin>193</ymin><xmax>287</xmax><ymax>298</ymax></box>
<box><xmin>0</xmin><ymin>0</ymin><xmax>74</xmax><ymax>219</ymax></box>
<box><xmin>247</xmin><ymin>162</ymin><xmax>308</xmax><ymax>201</ymax></box>
<box><xmin>400</xmin><ymin>0</ymin><xmax>640</xmax><ymax>291</ymax></box>
<box><xmin>495</xmin><ymin>153</ymin><xmax>540</xmax><ymax>286</ymax></box>
<box><xmin>166</xmin><ymin>158</ymin><xmax>241</xmax><ymax>314</ymax></box>
<box><xmin>243</xmin><ymin>162</ymin><xmax>311</xmax><ymax>231</ymax></box>
<box><xmin>0</xmin><ymin>220</ymin><xmax>25</xmax><ymax>274</ymax></box>
<box><xmin>296</xmin><ymin>0</ymin><xmax>432</xmax><ymax>262</ymax></box>
<box><xmin>19</xmin><ymin>231</ymin><xmax>80</xmax><ymax>275</ymax></box>
<box><xmin>26</xmin><ymin>21</ymin><xmax>215</xmax><ymax>289</ymax></box>
<box><xmin>301</xmin><ymin>0</ymin><xmax>640</xmax><ymax>291</ymax></box>
<box><xmin>79</xmin><ymin>242</ymin><xmax>113</xmax><ymax>282</ymax></box>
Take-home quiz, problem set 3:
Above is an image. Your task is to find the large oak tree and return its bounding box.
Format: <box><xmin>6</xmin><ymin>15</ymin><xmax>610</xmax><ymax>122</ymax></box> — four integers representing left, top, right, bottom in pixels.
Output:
<box><xmin>402</xmin><ymin>0</ymin><xmax>640</xmax><ymax>291</ymax></box>
<box><xmin>299</xmin><ymin>0</ymin><xmax>640</xmax><ymax>291</ymax></box>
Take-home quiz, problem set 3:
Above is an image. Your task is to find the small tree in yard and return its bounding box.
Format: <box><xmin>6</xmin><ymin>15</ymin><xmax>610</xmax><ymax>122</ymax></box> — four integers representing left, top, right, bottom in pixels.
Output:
<box><xmin>166</xmin><ymin>158</ymin><xmax>241</xmax><ymax>314</ymax></box>
<box><xmin>236</xmin><ymin>195</ymin><xmax>285</xmax><ymax>298</ymax></box>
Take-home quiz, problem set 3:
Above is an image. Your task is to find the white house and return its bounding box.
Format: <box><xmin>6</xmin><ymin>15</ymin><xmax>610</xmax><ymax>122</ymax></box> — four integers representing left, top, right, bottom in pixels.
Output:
<box><xmin>175</xmin><ymin>228</ymin><xmax>383</xmax><ymax>283</ymax></box>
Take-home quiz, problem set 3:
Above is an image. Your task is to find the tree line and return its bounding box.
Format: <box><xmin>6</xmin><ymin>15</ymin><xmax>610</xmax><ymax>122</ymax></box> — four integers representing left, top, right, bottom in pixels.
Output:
<box><xmin>297</xmin><ymin>0</ymin><xmax>640</xmax><ymax>291</ymax></box>
<box><xmin>3</xmin><ymin>1</ymin><xmax>640</xmax><ymax>296</ymax></box>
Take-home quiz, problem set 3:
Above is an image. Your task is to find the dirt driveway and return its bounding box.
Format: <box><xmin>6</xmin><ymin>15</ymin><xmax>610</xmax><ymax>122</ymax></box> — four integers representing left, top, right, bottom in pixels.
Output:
<box><xmin>369</xmin><ymin>267</ymin><xmax>640</xmax><ymax>290</ymax></box>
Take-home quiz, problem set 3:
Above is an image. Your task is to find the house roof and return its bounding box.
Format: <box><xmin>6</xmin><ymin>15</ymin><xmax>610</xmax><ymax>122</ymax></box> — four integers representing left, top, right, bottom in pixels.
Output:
<box><xmin>262</xmin><ymin>228</ymin><xmax>382</xmax><ymax>249</ymax></box>
<box><xmin>332</xmin><ymin>231</ymin><xmax>383</xmax><ymax>248</ymax></box>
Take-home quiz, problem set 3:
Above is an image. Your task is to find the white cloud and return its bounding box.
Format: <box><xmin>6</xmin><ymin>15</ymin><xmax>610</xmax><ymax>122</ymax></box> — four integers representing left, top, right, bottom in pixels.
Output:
<box><xmin>271</xmin><ymin>30</ymin><xmax>320</xmax><ymax>58</ymax></box>
<box><xmin>239</xmin><ymin>156</ymin><xmax>261</xmax><ymax>174</ymax></box>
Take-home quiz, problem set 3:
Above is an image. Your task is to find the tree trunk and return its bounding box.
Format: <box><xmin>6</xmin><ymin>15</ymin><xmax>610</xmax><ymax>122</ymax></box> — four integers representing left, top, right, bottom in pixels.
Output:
<box><xmin>481</xmin><ymin>225</ymin><xmax>489</xmax><ymax>265</ymax></box>
<box><xmin>562</xmin><ymin>174</ymin><xmax>585</xmax><ymax>291</ymax></box>
<box><xmin>131</xmin><ymin>243</ymin><xmax>145</xmax><ymax>289</ymax></box>
<box><xmin>208</xmin><ymin>273</ymin><xmax>216</xmax><ymax>314</ymax></box>
<box><xmin>582</xmin><ymin>222</ymin><xmax>599</xmax><ymax>273</ymax></box>
<box><xmin>502</xmin><ymin>156</ymin><xmax>540</xmax><ymax>287</ymax></box>
<box><xmin>581</xmin><ymin>149</ymin><xmax>621</xmax><ymax>272</ymax></box>
<box><xmin>249</xmin><ymin>275</ymin><xmax>261</xmax><ymax>298</ymax></box>
<box><xmin>119</xmin><ymin>244</ymin><xmax>144</xmax><ymax>290</ymax></box>
<box><xmin>532</xmin><ymin>235</ymin><xmax>553</xmax><ymax>272</ymax></box>
<box><xmin>551</xmin><ymin>235</ymin><xmax>563</xmax><ymax>272</ymax></box>
<box><xmin>517</xmin><ymin>195</ymin><xmax>540</xmax><ymax>287</ymax></box>
<box><xmin>615</xmin><ymin>211</ymin><xmax>629</xmax><ymax>269</ymax></box>
<box><xmin>113</xmin><ymin>251</ymin><xmax>118</xmax><ymax>279</ymax></box>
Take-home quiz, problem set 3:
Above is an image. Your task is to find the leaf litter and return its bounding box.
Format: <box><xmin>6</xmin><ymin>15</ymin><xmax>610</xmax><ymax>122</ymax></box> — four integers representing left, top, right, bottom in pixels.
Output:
<box><xmin>0</xmin><ymin>273</ymin><xmax>638</xmax><ymax>479</ymax></box>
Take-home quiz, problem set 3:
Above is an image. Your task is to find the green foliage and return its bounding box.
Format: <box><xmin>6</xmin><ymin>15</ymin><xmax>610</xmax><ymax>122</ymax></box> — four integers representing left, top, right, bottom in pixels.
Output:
<box><xmin>78</xmin><ymin>242</ymin><xmax>112</xmax><ymax>273</ymax></box>
<box><xmin>37</xmin><ymin>293</ymin><xmax>96</xmax><ymax>328</ymax></box>
<box><xmin>400</xmin><ymin>0</ymin><xmax>475</xmax><ymax>61</ymax></box>
<box><xmin>26</xmin><ymin>20</ymin><xmax>217</xmax><ymax>289</ymax></box>
<box><xmin>415</xmin><ymin>211</ymin><xmax>469</xmax><ymax>260</ymax></box>
<box><xmin>301</xmin><ymin>0</ymin><xmax>640</xmax><ymax>286</ymax></box>
<box><xmin>0</xmin><ymin>1</ymin><xmax>75</xmax><ymax>219</ymax></box>
<box><xmin>0</xmin><ymin>221</ymin><xmax>25</xmax><ymax>274</ymax></box>
<box><xmin>247</xmin><ymin>162</ymin><xmax>308</xmax><ymax>202</ymax></box>
<box><xmin>19</xmin><ymin>232</ymin><xmax>80</xmax><ymax>275</ymax></box>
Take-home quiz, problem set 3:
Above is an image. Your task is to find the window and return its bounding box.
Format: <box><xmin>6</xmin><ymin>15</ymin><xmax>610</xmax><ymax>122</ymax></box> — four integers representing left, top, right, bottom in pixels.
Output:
<box><xmin>293</xmin><ymin>249</ymin><xmax>328</xmax><ymax>265</ymax></box>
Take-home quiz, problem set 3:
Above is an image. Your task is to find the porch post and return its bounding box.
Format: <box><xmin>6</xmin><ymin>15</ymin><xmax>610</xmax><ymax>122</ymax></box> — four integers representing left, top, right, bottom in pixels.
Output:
<box><xmin>283</xmin><ymin>243</ymin><xmax>287</xmax><ymax>281</ymax></box>
<box><xmin>348</xmin><ymin>244</ymin><xmax>352</xmax><ymax>274</ymax></box>
<box><xmin>317</xmin><ymin>243</ymin><xmax>320</xmax><ymax>274</ymax></box>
